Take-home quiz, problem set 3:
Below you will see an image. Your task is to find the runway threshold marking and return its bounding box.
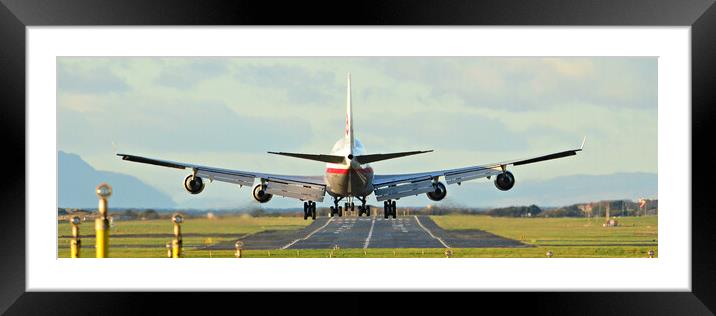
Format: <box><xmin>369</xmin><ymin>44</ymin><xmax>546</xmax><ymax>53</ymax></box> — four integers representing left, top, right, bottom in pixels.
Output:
<box><xmin>281</xmin><ymin>217</ymin><xmax>335</xmax><ymax>249</ymax></box>
<box><xmin>363</xmin><ymin>218</ymin><xmax>376</xmax><ymax>249</ymax></box>
<box><xmin>414</xmin><ymin>216</ymin><xmax>450</xmax><ymax>248</ymax></box>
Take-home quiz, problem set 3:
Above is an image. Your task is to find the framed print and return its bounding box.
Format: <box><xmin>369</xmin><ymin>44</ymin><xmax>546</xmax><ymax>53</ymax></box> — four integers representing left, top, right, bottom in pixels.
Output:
<box><xmin>2</xmin><ymin>0</ymin><xmax>716</xmax><ymax>313</ymax></box>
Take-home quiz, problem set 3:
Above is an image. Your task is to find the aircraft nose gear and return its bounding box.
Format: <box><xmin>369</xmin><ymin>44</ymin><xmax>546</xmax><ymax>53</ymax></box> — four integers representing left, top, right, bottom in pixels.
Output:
<box><xmin>383</xmin><ymin>200</ymin><xmax>397</xmax><ymax>219</ymax></box>
<box><xmin>344</xmin><ymin>202</ymin><xmax>355</xmax><ymax>216</ymax></box>
<box><xmin>303</xmin><ymin>201</ymin><xmax>317</xmax><ymax>220</ymax></box>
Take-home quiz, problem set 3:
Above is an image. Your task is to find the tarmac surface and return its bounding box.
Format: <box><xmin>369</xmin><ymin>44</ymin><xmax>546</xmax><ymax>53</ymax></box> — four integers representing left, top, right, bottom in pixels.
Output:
<box><xmin>234</xmin><ymin>215</ymin><xmax>529</xmax><ymax>250</ymax></box>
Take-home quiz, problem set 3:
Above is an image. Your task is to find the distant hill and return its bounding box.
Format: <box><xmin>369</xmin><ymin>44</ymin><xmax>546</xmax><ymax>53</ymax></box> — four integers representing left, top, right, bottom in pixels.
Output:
<box><xmin>58</xmin><ymin>151</ymin><xmax>176</xmax><ymax>208</ymax></box>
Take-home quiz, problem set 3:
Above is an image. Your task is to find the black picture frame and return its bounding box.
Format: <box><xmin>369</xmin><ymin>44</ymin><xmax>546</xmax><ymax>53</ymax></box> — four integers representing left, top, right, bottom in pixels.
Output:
<box><xmin>1</xmin><ymin>0</ymin><xmax>714</xmax><ymax>314</ymax></box>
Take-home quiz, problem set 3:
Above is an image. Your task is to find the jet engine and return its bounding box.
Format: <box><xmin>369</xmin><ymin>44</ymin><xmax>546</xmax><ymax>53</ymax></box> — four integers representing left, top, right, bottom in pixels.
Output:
<box><xmin>252</xmin><ymin>184</ymin><xmax>273</xmax><ymax>203</ymax></box>
<box><xmin>494</xmin><ymin>171</ymin><xmax>515</xmax><ymax>191</ymax></box>
<box><xmin>426</xmin><ymin>181</ymin><xmax>447</xmax><ymax>201</ymax></box>
<box><xmin>184</xmin><ymin>175</ymin><xmax>205</xmax><ymax>194</ymax></box>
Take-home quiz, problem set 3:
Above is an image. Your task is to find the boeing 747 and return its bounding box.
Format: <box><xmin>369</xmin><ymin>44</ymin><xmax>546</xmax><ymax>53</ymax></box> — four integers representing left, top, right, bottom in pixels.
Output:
<box><xmin>118</xmin><ymin>74</ymin><xmax>584</xmax><ymax>219</ymax></box>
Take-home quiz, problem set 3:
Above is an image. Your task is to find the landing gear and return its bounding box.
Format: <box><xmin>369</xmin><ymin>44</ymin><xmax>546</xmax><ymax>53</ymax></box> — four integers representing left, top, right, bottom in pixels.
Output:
<box><xmin>330</xmin><ymin>196</ymin><xmax>344</xmax><ymax>217</ymax></box>
<box><xmin>344</xmin><ymin>203</ymin><xmax>353</xmax><ymax>216</ymax></box>
<box><xmin>384</xmin><ymin>200</ymin><xmax>397</xmax><ymax>219</ymax></box>
<box><xmin>303</xmin><ymin>201</ymin><xmax>316</xmax><ymax>220</ymax></box>
<box><xmin>355</xmin><ymin>196</ymin><xmax>370</xmax><ymax>217</ymax></box>
<box><xmin>358</xmin><ymin>205</ymin><xmax>372</xmax><ymax>217</ymax></box>
<box><xmin>329</xmin><ymin>206</ymin><xmax>343</xmax><ymax>217</ymax></box>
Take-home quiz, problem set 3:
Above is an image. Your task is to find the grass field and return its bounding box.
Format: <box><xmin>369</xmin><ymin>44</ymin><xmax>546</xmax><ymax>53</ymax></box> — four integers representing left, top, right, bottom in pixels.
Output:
<box><xmin>57</xmin><ymin>214</ymin><xmax>657</xmax><ymax>258</ymax></box>
<box><xmin>431</xmin><ymin>215</ymin><xmax>658</xmax><ymax>246</ymax></box>
<box><xmin>430</xmin><ymin>215</ymin><xmax>658</xmax><ymax>258</ymax></box>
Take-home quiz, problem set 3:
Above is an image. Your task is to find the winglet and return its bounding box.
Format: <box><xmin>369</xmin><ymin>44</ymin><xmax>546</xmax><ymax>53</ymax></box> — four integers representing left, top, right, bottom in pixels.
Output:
<box><xmin>579</xmin><ymin>136</ymin><xmax>587</xmax><ymax>151</ymax></box>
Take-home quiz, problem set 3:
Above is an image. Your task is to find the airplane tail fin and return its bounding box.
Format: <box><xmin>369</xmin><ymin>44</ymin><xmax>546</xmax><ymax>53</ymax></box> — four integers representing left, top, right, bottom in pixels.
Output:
<box><xmin>345</xmin><ymin>73</ymin><xmax>354</xmax><ymax>155</ymax></box>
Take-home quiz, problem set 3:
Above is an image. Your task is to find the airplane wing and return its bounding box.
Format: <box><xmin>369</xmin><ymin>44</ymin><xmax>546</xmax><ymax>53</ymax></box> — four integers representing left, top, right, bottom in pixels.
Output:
<box><xmin>116</xmin><ymin>154</ymin><xmax>327</xmax><ymax>202</ymax></box>
<box><xmin>371</xmin><ymin>138</ymin><xmax>585</xmax><ymax>202</ymax></box>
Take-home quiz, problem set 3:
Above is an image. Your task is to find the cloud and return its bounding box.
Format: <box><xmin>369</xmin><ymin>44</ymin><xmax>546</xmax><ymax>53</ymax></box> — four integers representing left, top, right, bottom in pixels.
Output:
<box><xmin>154</xmin><ymin>59</ymin><xmax>229</xmax><ymax>89</ymax></box>
<box><xmin>57</xmin><ymin>63</ymin><xmax>129</xmax><ymax>94</ymax></box>
<box><xmin>374</xmin><ymin>57</ymin><xmax>657</xmax><ymax>111</ymax></box>
<box><xmin>234</xmin><ymin>64</ymin><xmax>340</xmax><ymax>104</ymax></box>
<box><xmin>359</xmin><ymin>111</ymin><xmax>529</xmax><ymax>152</ymax></box>
<box><xmin>58</xmin><ymin>96</ymin><xmax>314</xmax><ymax>155</ymax></box>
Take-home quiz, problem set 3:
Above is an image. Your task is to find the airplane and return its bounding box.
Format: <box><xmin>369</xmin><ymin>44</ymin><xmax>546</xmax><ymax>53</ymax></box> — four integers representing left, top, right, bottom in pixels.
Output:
<box><xmin>118</xmin><ymin>73</ymin><xmax>585</xmax><ymax>220</ymax></box>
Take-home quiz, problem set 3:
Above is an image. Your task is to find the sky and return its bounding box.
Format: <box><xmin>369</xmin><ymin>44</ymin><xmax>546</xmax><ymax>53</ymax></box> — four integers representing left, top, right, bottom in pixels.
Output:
<box><xmin>57</xmin><ymin>57</ymin><xmax>657</xmax><ymax>208</ymax></box>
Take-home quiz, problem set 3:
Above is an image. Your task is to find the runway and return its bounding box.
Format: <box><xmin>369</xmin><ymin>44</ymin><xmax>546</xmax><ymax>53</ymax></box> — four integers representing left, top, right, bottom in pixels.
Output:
<box><xmin>266</xmin><ymin>215</ymin><xmax>529</xmax><ymax>250</ymax></box>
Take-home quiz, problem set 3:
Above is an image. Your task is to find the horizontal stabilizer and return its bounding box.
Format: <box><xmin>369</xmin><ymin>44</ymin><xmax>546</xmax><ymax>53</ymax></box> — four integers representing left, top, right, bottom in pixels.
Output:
<box><xmin>268</xmin><ymin>152</ymin><xmax>345</xmax><ymax>164</ymax></box>
<box><xmin>355</xmin><ymin>150</ymin><xmax>433</xmax><ymax>164</ymax></box>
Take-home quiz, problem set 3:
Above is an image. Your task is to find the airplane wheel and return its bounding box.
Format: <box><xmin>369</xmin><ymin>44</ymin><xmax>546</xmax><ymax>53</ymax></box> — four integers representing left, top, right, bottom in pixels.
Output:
<box><xmin>303</xmin><ymin>202</ymin><xmax>308</xmax><ymax>220</ymax></box>
<box><xmin>391</xmin><ymin>201</ymin><xmax>397</xmax><ymax>219</ymax></box>
<box><xmin>351</xmin><ymin>202</ymin><xmax>355</xmax><ymax>213</ymax></box>
<box><xmin>366</xmin><ymin>206</ymin><xmax>371</xmax><ymax>216</ymax></box>
<box><xmin>338</xmin><ymin>206</ymin><xmax>343</xmax><ymax>217</ymax></box>
<box><xmin>330</xmin><ymin>206</ymin><xmax>335</xmax><ymax>217</ymax></box>
<box><xmin>311</xmin><ymin>203</ymin><xmax>316</xmax><ymax>220</ymax></box>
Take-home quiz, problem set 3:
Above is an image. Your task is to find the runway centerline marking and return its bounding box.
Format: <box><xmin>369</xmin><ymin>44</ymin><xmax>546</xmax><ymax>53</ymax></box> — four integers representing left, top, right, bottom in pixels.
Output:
<box><xmin>281</xmin><ymin>217</ymin><xmax>335</xmax><ymax>249</ymax></box>
<box><xmin>414</xmin><ymin>216</ymin><xmax>450</xmax><ymax>248</ymax></box>
<box><xmin>334</xmin><ymin>220</ymin><xmax>355</xmax><ymax>234</ymax></box>
<box><xmin>363</xmin><ymin>218</ymin><xmax>376</xmax><ymax>249</ymax></box>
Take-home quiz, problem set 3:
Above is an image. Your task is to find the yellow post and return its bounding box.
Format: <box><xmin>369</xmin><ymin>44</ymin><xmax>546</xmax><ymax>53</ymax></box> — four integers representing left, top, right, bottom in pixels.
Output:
<box><xmin>235</xmin><ymin>241</ymin><xmax>243</xmax><ymax>258</ymax></box>
<box><xmin>95</xmin><ymin>217</ymin><xmax>109</xmax><ymax>258</ymax></box>
<box><xmin>444</xmin><ymin>249</ymin><xmax>453</xmax><ymax>258</ymax></box>
<box><xmin>171</xmin><ymin>214</ymin><xmax>184</xmax><ymax>258</ymax></box>
<box><xmin>172</xmin><ymin>239</ymin><xmax>181</xmax><ymax>258</ymax></box>
<box><xmin>95</xmin><ymin>183</ymin><xmax>112</xmax><ymax>258</ymax></box>
<box><xmin>70</xmin><ymin>216</ymin><xmax>81</xmax><ymax>258</ymax></box>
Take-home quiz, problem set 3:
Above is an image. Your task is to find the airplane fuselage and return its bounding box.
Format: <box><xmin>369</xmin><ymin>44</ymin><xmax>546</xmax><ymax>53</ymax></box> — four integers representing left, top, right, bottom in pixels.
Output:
<box><xmin>324</xmin><ymin>137</ymin><xmax>374</xmax><ymax>197</ymax></box>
